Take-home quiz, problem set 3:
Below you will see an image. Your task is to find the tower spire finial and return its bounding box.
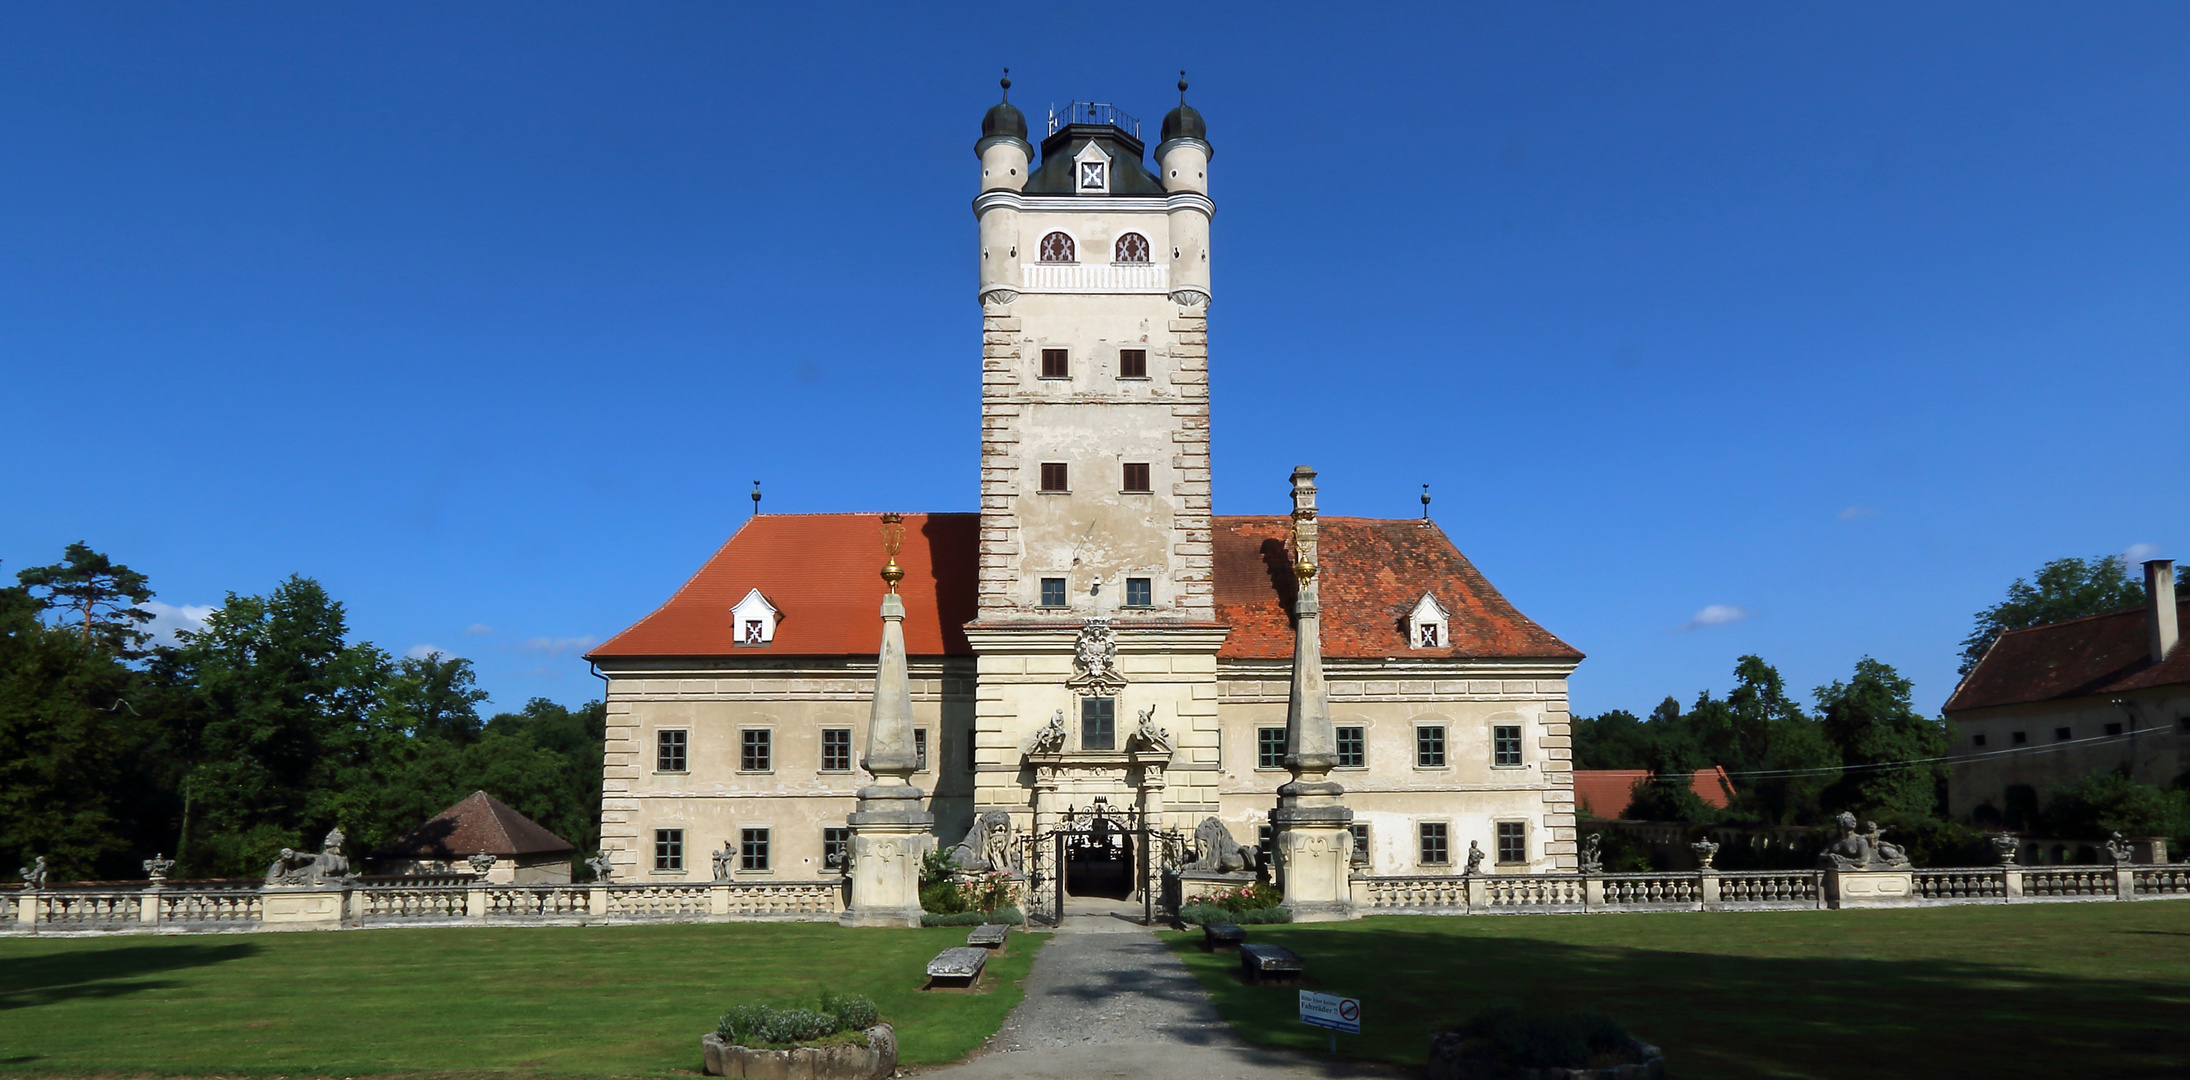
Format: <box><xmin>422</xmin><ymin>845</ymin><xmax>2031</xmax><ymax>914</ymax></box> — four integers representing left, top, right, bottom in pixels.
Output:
<box><xmin>1421</xmin><ymin>483</ymin><xmax>1431</xmax><ymax>522</ymax></box>
<box><xmin>750</xmin><ymin>480</ymin><xmax>761</xmax><ymax>517</ymax></box>
<box><xmin>1001</xmin><ymin>68</ymin><xmax>1011</xmax><ymax>103</ymax></box>
<box><xmin>1178</xmin><ymin>70</ymin><xmax>1189</xmax><ymax>103</ymax></box>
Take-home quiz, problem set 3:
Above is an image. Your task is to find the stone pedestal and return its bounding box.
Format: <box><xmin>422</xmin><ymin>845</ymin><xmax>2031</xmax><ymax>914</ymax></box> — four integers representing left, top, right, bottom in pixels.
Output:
<box><xmin>840</xmin><ymin>814</ymin><xmax>931</xmax><ymax>928</ymax></box>
<box><xmin>1273</xmin><ymin>811</ymin><xmax>1354</xmax><ymax>922</ymax></box>
<box><xmin>1824</xmin><ymin>868</ymin><xmax>1916</xmax><ymax>908</ymax></box>
<box><xmin>261</xmin><ymin>886</ymin><xmax>348</xmax><ymax>929</ymax></box>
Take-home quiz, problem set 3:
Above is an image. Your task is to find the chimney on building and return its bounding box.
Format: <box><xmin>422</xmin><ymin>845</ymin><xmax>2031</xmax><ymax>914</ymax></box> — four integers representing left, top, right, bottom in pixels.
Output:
<box><xmin>2147</xmin><ymin>559</ymin><xmax>2179</xmax><ymax>663</ymax></box>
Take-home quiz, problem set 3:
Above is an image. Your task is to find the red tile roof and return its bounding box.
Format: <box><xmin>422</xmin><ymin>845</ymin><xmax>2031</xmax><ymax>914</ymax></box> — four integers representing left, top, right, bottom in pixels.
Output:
<box><xmin>1572</xmin><ymin>768</ymin><xmax>1736</xmax><ymax>819</ymax></box>
<box><xmin>1943</xmin><ymin>601</ymin><xmax>2189</xmax><ymax>713</ymax></box>
<box><xmin>588</xmin><ymin>513</ymin><xmax>979</xmax><ymax>659</ymax></box>
<box><xmin>587</xmin><ymin>512</ymin><xmax>1577</xmax><ymax>663</ymax></box>
<box><xmin>376</xmin><ymin>791</ymin><xmax>575</xmax><ymax>858</ymax></box>
<box><xmin>1212</xmin><ymin>516</ymin><xmax>1580</xmax><ymax>661</ymax></box>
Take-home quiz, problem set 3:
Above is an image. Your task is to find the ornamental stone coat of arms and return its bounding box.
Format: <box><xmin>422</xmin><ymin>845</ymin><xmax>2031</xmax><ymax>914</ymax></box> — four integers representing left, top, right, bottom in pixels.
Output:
<box><xmin>1068</xmin><ymin>617</ymin><xmax>1124</xmax><ymax>693</ymax></box>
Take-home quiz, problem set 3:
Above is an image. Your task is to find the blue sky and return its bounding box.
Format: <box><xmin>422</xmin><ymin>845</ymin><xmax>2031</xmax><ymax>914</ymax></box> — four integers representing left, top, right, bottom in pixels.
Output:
<box><xmin>3</xmin><ymin>4</ymin><xmax>2185</xmax><ymax>718</ymax></box>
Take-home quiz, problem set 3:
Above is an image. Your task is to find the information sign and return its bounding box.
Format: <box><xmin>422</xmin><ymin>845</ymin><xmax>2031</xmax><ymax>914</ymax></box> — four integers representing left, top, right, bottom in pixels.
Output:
<box><xmin>1298</xmin><ymin>990</ymin><xmax>1362</xmax><ymax>1035</ymax></box>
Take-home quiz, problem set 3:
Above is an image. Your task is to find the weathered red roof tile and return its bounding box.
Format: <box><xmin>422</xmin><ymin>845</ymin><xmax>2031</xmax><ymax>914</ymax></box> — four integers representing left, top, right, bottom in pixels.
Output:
<box><xmin>1944</xmin><ymin>601</ymin><xmax>2189</xmax><ymax>713</ymax></box>
<box><xmin>1573</xmin><ymin>768</ymin><xmax>1735</xmax><ymax>819</ymax></box>
<box><xmin>377</xmin><ymin>790</ymin><xmax>574</xmax><ymax>858</ymax></box>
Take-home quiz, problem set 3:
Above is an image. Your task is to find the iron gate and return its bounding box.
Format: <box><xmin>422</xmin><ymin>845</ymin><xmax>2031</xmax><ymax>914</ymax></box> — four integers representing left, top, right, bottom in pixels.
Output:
<box><xmin>1017</xmin><ymin>804</ymin><xmax>1187</xmax><ymax>926</ymax></box>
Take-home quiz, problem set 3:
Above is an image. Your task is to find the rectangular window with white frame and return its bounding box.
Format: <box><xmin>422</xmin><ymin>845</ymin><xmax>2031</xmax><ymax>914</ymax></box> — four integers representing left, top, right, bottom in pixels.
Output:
<box><xmin>1256</xmin><ymin>726</ymin><xmax>1286</xmax><ymax>769</ymax></box>
<box><xmin>740</xmin><ymin>828</ymin><xmax>771</xmax><ymax>872</ymax></box>
<box><xmin>822</xmin><ymin>827</ymin><xmax>850</xmax><ymax>871</ymax></box>
<box><xmin>741</xmin><ymin>728</ymin><xmax>772</xmax><ymax>772</ymax></box>
<box><xmin>821</xmin><ymin>728</ymin><xmax>852</xmax><ymax>772</ymax></box>
<box><xmin>654</xmin><ymin>828</ymin><xmax>684</xmax><ymax>871</ymax></box>
<box><xmin>1419</xmin><ymin>821</ymin><xmax>1449</xmax><ymax>865</ymax></box>
<box><xmin>656</xmin><ymin>729</ymin><xmax>687</xmax><ymax>773</ymax></box>
<box><xmin>1492</xmin><ymin>724</ymin><xmax>1523</xmax><ymax>767</ymax></box>
<box><xmin>915</xmin><ymin>728</ymin><xmax>930</xmax><ymax>771</ymax></box>
<box><xmin>1349</xmin><ymin>822</ymin><xmax>1370</xmax><ymax>863</ymax></box>
<box><xmin>1081</xmin><ymin>698</ymin><xmax>1115</xmax><ymax>751</ymax></box>
<box><xmin>1335</xmin><ymin>725</ymin><xmax>1365</xmax><ymax>768</ymax></box>
<box><xmin>1416</xmin><ymin>725</ymin><xmax>1447</xmax><ymax>768</ymax></box>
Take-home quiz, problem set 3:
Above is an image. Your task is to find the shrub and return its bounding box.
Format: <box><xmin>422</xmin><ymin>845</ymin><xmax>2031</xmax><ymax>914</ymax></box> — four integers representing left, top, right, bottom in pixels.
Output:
<box><xmin>1184</xmin><ymin>882</ymin><xmax>1282</xmax><ymax>915</ymax></box>
<box><xmin>1177</xmin><ymin>902</ymin><xmax>1291</xmax><ymax>926</ymax></box>
<box><xmin>919</xmin><ymin>905</ymin><xmax>1024</xmax><ymax>927</ymax></box>
<box><xmin>715</xmin><ymin>992</ymin><xmax>881</xmax><ymax>1047</ymax></box>
<box><xmin>1435</xmin><ymin>1004</ymin><xmax>1635</xmax><ymax>1077</ymax></box>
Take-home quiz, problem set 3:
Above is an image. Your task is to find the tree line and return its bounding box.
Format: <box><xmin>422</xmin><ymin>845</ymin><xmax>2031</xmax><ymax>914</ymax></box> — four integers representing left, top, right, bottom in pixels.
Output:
<box><xmin>1572</xmin><ymin>555</ymin><xmax>2190</xmax><ymax>867</ymax></box>
<box><xmin>1</xmin><ymin>543</ymin><xmax>603</xmax><ymax>882</ymax></box>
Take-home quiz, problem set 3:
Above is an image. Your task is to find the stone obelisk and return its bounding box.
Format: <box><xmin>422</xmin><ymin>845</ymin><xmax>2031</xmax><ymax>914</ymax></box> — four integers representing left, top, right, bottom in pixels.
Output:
<box><xmin>841</xmin><ymin>513</ymin><xmax>935</xmax><ymax>928</ymax></box>
<box><xmin>1272</xmin><ymin>466</ymin><xmax>1356</xmax><ymax>921</ymax></box>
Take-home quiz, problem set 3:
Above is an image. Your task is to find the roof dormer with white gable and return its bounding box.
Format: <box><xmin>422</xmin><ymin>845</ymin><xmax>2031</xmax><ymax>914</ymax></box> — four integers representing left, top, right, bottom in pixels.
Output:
<box><xmin>730</xmin><ymin>588</ymin><xmax>780</xmax><ymax>647</ymax></box>
<box><xmin>1408</xmin><ymin>592</ymin><xmax>1450</xmax><ymax>649</ymax></box>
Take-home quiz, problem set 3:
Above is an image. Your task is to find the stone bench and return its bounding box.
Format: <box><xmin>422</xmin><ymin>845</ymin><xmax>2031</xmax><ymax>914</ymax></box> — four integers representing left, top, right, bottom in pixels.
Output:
<box><xmin>1202</xmin><ymin>922</ymin><xmax>1246</xmax><ymax>951</ymax></box>
<box><xmin>1239</xmin><ymin>943</ymin><xmax>1304</xmax><ymax>985</ymax></box>
<box><xmin>966</xmin><ymin>923</ymin><xmax>1009</xmax><ymax>950</ymax></box>
<box><xmin>925</xmin><ymin>946</ymin><xmax>988</xmax><ymax>990</ymax></box>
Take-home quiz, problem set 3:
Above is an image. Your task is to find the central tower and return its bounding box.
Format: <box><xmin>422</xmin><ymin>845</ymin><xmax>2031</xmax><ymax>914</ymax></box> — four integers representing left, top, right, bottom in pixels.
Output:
<box><xmin>965</xmin><ymin>74</ymin><xmax>1225</xmax><ymax>848</ymax></box>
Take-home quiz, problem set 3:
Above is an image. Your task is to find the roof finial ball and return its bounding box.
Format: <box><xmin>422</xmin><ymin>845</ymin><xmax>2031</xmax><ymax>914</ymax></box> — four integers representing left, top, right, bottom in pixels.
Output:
<box><xmin>1179</xmin><ymin>70</ymin><xmax>1189</xmax><ymax>103</ymax></box>
<box><xmin>1000</xmin><ymin>67</ymin><xmax>1010</xmax><ymax>102</ymax></box>
<box><xmin>879</xmin><ymin>512</ymin><xmax>906</xmax><ymax>593</ymax></box>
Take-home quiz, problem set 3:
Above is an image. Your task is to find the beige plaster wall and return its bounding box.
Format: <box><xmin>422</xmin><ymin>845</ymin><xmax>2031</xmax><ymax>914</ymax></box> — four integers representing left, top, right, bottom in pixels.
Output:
<box><xmin>1946</xmin><ymin>686</ymin><xmax>2189</xmax><ymax>820</ymax></box>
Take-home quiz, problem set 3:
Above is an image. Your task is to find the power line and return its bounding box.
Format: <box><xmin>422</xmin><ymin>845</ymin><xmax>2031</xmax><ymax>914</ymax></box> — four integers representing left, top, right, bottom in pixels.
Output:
<box><xmin>1628</xmin><ymin>724</ymin><xmax>2172</xmax><ymax>783</ymax></box>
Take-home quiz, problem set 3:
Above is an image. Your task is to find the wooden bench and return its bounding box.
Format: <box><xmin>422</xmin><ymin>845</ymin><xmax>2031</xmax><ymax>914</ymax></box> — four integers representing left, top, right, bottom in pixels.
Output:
<box><xmin>925</xmin><ymin>946</ymin><xmax>988</xmax><ymax>990</ymax></box>
<box><xmin>1202</xmin><ymin>922</ymin><xmax>1246</xmax><ymax>952</ymax></box>
<box><xmin>1239</xmin><ymin>943</ymin><xmax>1304</xmax><ymax>985</ymax></box>
<box><xmin>966</xmin><ymin>923</ymin><xmax>1009</xmax><ymax>950</ymax></box>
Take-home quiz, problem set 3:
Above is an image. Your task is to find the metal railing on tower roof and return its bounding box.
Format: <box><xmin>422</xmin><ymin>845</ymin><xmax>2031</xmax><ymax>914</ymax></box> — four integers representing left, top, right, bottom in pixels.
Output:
<box><xmin>1047</xmin><ymin>102</ymin><xmax>1141</xmax><ymax>140</ymax></box>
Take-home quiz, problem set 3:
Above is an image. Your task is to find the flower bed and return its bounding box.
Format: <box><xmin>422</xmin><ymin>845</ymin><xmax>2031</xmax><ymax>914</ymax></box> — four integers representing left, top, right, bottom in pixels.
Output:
<box><xmin>702</xmin><ymin>993</ymin><xmax>897</xmax><ymax>1079</ymax></box>
<box><xmin>1179</xmin><ymin>882</ymin><xmax>1290</xmax><ymax>925</ymax></box>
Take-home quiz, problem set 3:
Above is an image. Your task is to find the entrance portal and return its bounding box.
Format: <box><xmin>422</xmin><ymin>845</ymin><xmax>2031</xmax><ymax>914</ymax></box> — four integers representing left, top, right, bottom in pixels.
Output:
<box><xmin>1064</xmin><ymin>814</ymin><xmax>1134</xmax><ymax>899</ymax></box>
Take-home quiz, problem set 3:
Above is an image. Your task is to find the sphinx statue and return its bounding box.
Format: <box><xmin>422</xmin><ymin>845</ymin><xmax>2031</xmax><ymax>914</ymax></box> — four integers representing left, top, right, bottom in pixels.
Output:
<box><xmin>265</xmin><ymin>828</ymin><xmax>356</xmax><ymax>886</ymax></box>
<box><xmin>1818</xmin><ymin>812</ymin><xmax>1910</xmax><ymax>870</ymax></box>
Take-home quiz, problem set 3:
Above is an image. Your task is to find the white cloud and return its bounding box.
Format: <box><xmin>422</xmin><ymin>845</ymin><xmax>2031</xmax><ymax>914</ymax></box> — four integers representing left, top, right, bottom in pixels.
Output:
<box><xmin>1679</xmin><ymin>605</ymin><xmax>1751</xmax><ymax>631</ymax></box>
<box><xmin>2124</xmin><ymin>542</ymin><xmax>2162</xmax><ymax>567</ymax></box>
<box><xmin>464</xmin><ymin>623</ymin><xmax>495</xmax><ymax>636</ymax></box>
<box><xmin>138</xmin><ymin>601</ymin><xmax>215</xmax><ymax>647</ymax></box>
<box><xmin>519</xmin><ymin>635</ymin><xmax>598</xmax><ymax>656</ymax></box>
<box><xmin>405</xmin><ymin>644</ymin><xmax>452</xmax><ymax>661</ymax></box>
<box><xmin>1837</xmin><ymin>505</ymin><xmax>1879</xmax><ymax>520</ymax></box>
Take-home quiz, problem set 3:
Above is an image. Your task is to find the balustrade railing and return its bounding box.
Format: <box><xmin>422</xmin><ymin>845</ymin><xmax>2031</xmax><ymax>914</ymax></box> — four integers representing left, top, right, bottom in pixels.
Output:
<box><xmin>1714</xmin><ymin>870</ymin><xmax>1822</xmax><ymax>906</ymax></box>
<box><xmin>1599</xmin><ymin>873</ymin><xmax>1701</xmax><ymax>906</ymax></box>
<box><xmin>2022</xmin><ymin>866</ymin><xmax>2117</xmax><ymax>899</ymax></box>
<box><xmin>159</xmin><ymin>886</ymin><xmax>264</xmax><ymax>925</ymax></box>
<box><xmin>360</xmin><ymin>885</ymin><xmax>468</xmax><ymax>921</ymax></box>
<box><xmin>1914</xmin><ymin>868</ymin><xmax>2007</xmax><ymax>901</ymax></box>
<box><xmin>2134</xmin><ymin>866</ymin><xmax>2190</xmax><ymax>896</ymax></box>
<box><xmin>41</xmin><ymin>891</ymin><xmax>143</xmax><ymax>928</ymax></box>
<box><xmin>1357</xmin><ymin>876</ymin><xmax>1468</xmax><ymax>912</ymax></box>
<box><xmin>1484</xmin><ymin>874</ymin><xmax>1585</xmax><ymax>909</ymax></box>
<box><xmin>1019</xmin><ymin>261</ymin><xmax>1170</xmax><ymax>294</ymax></box>
<box><xmin>487</xmin><ymin>885</ymin><xmax>591</xmax><ymax>918</ymax></box>
<box><xmin>723</xmin><ymin>881</ymin><xmax>844</xmax><ymax>918</ymax></box>
<box><xmin>605</xmin><ymin>884</ymin><xmax>711</xmax><ymax>918</ymax></box>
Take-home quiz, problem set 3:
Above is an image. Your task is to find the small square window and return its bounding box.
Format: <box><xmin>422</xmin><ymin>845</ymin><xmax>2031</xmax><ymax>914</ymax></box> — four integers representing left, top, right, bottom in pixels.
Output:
<box><xmin>657</xmin><ymin>729</ymin><xmax>687</xmax><ymax>772</ymax></box>
<box><xmin>1971</xmin><ymin>733</ymin><xmax>1987</xmax><ymax>748</ymax></box>
<box><xmin>822</xmin><ymin>827</ymin><xmax>850</xmax><ymax>871</ymax></box>
<box><xmin>1335</xmin><ymin>726</ymin><xmax>1365</xmax><ymax>768</ymax></box>
<box><xmin>740</xmin><ymin>828</ymin><xmax>770</xmax><ymax>872</ymax></box>
<box><xmin>1419</xmin><ymin>822</ymin><xmax>1449</xmax><ymax>865</ymax></box>
<box><xmin>741</xmin><ymin>729</ymin><xmax>772</xmax><ymax>772</ymax></box>
<box><xmin>1118</xmin><ymin>348</ymin><xmax>1147</xmax><ymax>378</ymax></box>
<box><xmin>2054</xmin><ymin>727</ymin><xmax>2072</xmax><ymax>742</ymax></box>
<box><xmin>915</xmin><ymin>728</ymin><xmax>930</xmax><ymax>771</ymax></box>
<box><xmin>1082</xmin><ymin>697</ymin><xmax>1115</xmax><ymax>751</ymax></box>
<box><xmin>744</xmin><ymin>619</ymin><xmax>765</xmax><ymax>645</ymax></box>
<box><xmin>1257</xmin><ymin>726</ymin><xmax>1287</xmax><ymax>769</ymax></box>
<box><xmin>2012</xmin><ymin>730</ymin><xmax>2027</xmax><ymax>745</ymax></box>
<box><xmin>1040</xmin><ymin>462</ymin><xmax>1068</xmax><ymax>492</ymax></box>
<box><xmin>1040</xmin><ymin>577</ymin><xmax>1067</xmax><ymax>607</ymax></box>
<box><xmin>1417</xmin><ymin>726</ymin><xmax>1447</xmax><ymax>767</ymax></box>
<box><xmin>1125</xmin><ymin>577</ymin><xmax>1152</xmax><ymax>607</ymax></box>
<box><xmin>654</xmin><ymin>828</ymin><xmax>684</xmax><ymax>871</ymax></box>
<box><xmin>821</xmin><ymin>728</ymin><xmax>852</xmax><ymax>771</ymax></box>
<box><xmin>1420</xmin><ymin>623</ymin><xmax>1439</xmax><ymax>648</ymax></box>
<box><xmin>1041</xmin><ymin>348</ymin><xmax>1070</xmax><ymax>379</ymax></box>
<box><xmin>1257</xmin><ymin>824</ymin><xmax>1276</xmax><ymax>865</ymax></box>
<box><xmin>1122</xmin><ymin>462</ymin><xmax>1150</xmax><ymax>492</ymax></box>
<box><xmin>1492</xmin><ymin>725</ymin><xmax>1523</xmax><ymax>767</ymax></box>
<box><xmin>1496</xmin><ymin>821</ymin><xmax>1526</xmax><ymax>864</ymax></box>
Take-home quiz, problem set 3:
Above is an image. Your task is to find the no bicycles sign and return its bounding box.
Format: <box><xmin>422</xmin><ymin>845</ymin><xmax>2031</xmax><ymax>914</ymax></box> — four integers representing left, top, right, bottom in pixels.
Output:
<box><xmin>1298</xmin><ymin>990</ymin><xmax>1361</xmax><ymax>1035</ymax></box>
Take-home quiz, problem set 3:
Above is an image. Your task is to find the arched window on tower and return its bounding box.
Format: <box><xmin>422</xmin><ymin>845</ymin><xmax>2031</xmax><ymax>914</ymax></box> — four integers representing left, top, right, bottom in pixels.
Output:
<box><xmin>1114</xmin><ymin>232</ymin><xmax>1150</xmax><ymax>263</ymax></box>
<box><xmin>1039</xmin><ymin>232</ymin><xmax>1076</xmax><ymax>263</ymax></box>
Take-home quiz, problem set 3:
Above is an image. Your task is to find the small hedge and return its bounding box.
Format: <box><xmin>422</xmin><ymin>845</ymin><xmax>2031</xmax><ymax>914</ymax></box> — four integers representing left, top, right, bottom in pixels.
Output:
<box><xmin>1178</xmin><ymin>903</ymin><xmax>1291</xmax><ymax>926</ymax></box>
<box><xmin>920</xmin><ymin>906</ymin><xmax>1024</xmax><ymax>927</ymax></box>
<box><xmin>716</xmin><ymin>992</ymin><xmax>880</xmax><ymax>1048</ymax></box>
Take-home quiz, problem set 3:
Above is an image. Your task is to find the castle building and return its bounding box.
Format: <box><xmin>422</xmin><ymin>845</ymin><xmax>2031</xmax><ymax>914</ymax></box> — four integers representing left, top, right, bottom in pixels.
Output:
<box><xmin>585</xmin><ymin>79</ymin><xmax>1584</xmax><ymax>890</ymax></box>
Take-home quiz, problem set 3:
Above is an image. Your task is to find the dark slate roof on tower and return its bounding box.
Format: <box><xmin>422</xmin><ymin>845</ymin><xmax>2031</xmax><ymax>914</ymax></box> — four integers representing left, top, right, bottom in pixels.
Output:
<box><xmin>1024</xmin><ymin>103</ymin><xmax>1165</xmax><ymax>195</ymax></box>
<box><xmin>1944</xmin><ymin>600</ymin><xmax>2190</xmax><ymax>712</ymax></box>
<box><xmin>378</xmin><ymin>790</ymin><xmax>575</xmax><ymax>859</ymax></box>
<box><xmin>588</xmin><ymin>513</ymin><xmax>1578</xmax><ymax>663</ymax></box>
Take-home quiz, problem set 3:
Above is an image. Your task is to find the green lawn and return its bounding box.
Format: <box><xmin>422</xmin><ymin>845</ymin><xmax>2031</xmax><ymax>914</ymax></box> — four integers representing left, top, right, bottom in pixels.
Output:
<box><xmin>0</xmin><ymin>923</ymin><xmax>1040</xmax><ymax>1077</ymax></box>
<box><xmin>1164</xmin><ymin>901</ymin><xmax>2190</xmax><ymax>1079</ymax></box>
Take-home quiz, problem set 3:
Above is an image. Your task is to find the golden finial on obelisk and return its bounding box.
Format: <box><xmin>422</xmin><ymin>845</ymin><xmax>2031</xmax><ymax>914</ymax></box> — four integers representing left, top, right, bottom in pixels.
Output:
<box><xmin>1289</xmin><ymin>505</ymin><xmax>1317</xmax><ymax>582</ymax></box>
<box><xmin>879</xmin><ymin>512</ymin><xmax>906</xmax><ymax>592</ymax></box>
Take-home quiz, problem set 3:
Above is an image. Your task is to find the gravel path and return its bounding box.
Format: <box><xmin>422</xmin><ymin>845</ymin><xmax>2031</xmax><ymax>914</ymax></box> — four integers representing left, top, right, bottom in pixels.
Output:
<box><xmin>915</xmin><ymin>899</ymin><xmax>1400</xmax><ymax>1079</ymax></box>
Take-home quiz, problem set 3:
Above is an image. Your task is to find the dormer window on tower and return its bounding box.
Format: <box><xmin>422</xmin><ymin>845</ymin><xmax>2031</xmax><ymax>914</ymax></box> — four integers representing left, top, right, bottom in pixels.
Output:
<box><xmin>1115</xmin><ymin>233</ymin><xmax>1150</xmax><ymax>263</ymax></box>
<box><xmin>1072</xmin><ymin>141</ymin><xmax>1111</xmax><ymax>194</ymax></box>
<box><xmin>1039</xmin><ymin>231</ymin><xmax>1075</xmax><ymax>263</ymax></box>
<box><xmin>1409</xmin><ymin>593</ymin><xmax>1450</xmax><ymax>649</ymax></box>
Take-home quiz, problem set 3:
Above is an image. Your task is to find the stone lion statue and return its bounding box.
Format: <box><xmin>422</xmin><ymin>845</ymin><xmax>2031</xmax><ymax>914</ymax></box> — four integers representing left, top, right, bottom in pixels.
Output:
<box><xmin>1186</xmin><ymin>817</ymin><xmax>1258</xmax><ymax>873</ymax></box>
<box><xmin>947</xmin><ymin>811</ymin><xmax>1019</xmax><ymax>874</ymax></box>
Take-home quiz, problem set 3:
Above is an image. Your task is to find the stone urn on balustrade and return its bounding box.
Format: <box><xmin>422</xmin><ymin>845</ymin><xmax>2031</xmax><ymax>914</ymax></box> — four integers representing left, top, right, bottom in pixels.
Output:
<box><xmin>700</xmin><ymin>1024</ymin><xmax>896</xmax><ymax>1079</ymax></box>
